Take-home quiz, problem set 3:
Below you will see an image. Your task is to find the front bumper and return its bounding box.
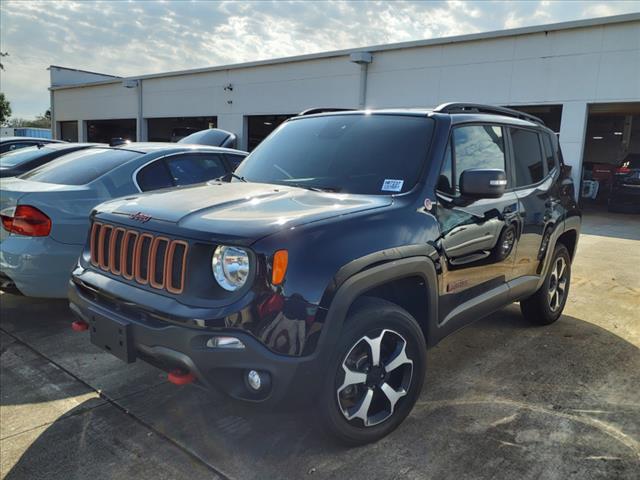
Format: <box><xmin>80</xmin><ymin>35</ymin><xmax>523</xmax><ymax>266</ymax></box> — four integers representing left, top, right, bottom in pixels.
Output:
<box><xmin>0</xmin><ymin>235</ymin><xmax>82</xmax><ymax>298</ymax></box>
<box><xmin>68</xmin><ymin>278</ymin><xmax>325</xmax><ymax>406</ymax></box>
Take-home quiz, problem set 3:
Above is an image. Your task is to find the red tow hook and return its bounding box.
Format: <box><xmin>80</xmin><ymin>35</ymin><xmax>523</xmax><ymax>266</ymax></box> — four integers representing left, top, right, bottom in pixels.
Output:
<box><xmin>167</xmin><ymin>369</ymin><xmax>195</xmax><ymax>386</ymax></box>
<box><xmin>71</xmin><ymin>320</ymin><xmax>89</xmax><ymax>332</ymax></box>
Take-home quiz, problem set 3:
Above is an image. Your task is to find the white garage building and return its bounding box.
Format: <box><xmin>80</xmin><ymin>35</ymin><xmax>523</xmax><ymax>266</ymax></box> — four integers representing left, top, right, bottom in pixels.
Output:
<box><xmin>50</xmin><ymin>13</ymin><xmax>640</xmax><ymax>191</ymax></box>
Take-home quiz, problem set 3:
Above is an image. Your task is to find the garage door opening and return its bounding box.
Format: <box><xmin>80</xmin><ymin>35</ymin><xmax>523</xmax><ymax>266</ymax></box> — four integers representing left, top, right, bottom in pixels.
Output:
<box><xmin>506</xmin><ymin>105</ymin><xmax>563</xmax><ymax>133</ymax></box>
<box><xmin>581</xmin><ymin>102</ymin><xmax>640</xmax><ymax>214</ymax></box>
<box><xmin>147</xmin><ymin>117</ymin><xmax>217</xmax><ymax>142</ymax></box>
<box><xmin>247</xmin><ymin>115</ymin><xmax>294</xmax><ymax>151</ymax></box>
<box><xmin>86</xmin><ymin>119</ymin><xmax>136</xmax><ymax>144</ymax></box>
<box><xmin>59</xmin><ymin>121</ymin><xmax>78</xmax><ymax>142</ymax></box>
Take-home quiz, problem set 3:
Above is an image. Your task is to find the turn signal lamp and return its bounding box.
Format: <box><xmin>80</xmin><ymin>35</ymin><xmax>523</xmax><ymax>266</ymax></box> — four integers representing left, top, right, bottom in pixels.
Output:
<box><xmin>272</xmin><ymin>250</ymin><xmax>288</xmax><ymax>285</ymax></box>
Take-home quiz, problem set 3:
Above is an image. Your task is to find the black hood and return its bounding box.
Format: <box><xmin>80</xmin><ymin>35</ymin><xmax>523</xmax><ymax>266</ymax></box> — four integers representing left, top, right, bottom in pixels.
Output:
<box><xmin>95</xmin><ymin>182</ymin><xmax>393</xmax><ymax>245</ymax></box>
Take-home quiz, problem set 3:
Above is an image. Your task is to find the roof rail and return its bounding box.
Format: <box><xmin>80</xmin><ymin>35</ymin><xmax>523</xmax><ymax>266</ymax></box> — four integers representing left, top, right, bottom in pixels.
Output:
<box><xmin>433</xmin><ymin>103</ymin><xmax>544</xmax><ymax>125</ymax></box>
<box><xmin>298</xmin><ymin>107</ymin><xmax>356</xmax><ymax>116</ymax></box>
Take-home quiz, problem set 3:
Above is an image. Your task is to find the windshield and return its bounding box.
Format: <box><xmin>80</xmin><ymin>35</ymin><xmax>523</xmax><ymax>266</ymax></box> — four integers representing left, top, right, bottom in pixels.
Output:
<box><xmin>0</xmin><ymin>146</ymin><xmax>53</xmax><ymax>168</ymax></box>
<box><xmin>19</xmin><ymin>148</ymin><xmax>140</xmax><ymax>185</ymax></box>
<box><xmin>235</xmin><ymin>114</ymin><xmax>434</xmax><ymax>194</ymax></box>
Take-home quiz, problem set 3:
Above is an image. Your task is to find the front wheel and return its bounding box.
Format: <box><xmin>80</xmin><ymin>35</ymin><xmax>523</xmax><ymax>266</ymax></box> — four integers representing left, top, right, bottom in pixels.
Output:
<box><xmin>318</xmin><ymin>297</ymin><xmax>426</xmax><ymax>445</ymax></box>
<box><xmin>520</xmin><ymin>243</ymin><xmax>571</xmax><ymax>325</ymax></box>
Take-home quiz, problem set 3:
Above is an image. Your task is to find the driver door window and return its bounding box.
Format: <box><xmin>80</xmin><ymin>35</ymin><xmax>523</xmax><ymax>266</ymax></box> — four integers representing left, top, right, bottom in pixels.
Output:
<box><xmin>437</xmin><ymin>125</ymin><xmax>506</xmax><ymax>196</ymax></box>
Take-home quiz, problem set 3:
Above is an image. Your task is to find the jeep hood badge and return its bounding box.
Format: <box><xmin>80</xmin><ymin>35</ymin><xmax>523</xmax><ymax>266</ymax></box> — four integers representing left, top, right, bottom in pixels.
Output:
<box><xmin>129</xmin><ymin>212</ymin><xmax>152</xmax><ymax>223</ymax></box>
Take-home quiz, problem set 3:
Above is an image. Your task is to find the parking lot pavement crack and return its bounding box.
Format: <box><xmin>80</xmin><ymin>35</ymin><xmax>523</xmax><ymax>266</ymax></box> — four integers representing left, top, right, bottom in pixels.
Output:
<box><xmin>415</xmin><ymin>397</ymin><xmax>640</xmax><ymax>459</ymax></box>
<box><xmin>0</xmin><ymin>327</ymin><xmax>234</xmax><ymax>480</ymax></box>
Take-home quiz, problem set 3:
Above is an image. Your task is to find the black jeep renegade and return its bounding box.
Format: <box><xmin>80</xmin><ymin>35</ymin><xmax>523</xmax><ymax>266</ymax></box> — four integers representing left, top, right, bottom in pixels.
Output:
<box><xmin>69</xmin><ymin>103</ymin><xmax>581</xmax><ymax>445</ymax></box>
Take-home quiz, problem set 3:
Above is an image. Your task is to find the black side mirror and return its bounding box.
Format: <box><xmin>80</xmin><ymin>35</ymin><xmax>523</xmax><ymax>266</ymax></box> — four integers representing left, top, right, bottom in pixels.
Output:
<box><xmin>459</xmin><ymin>169</ymin><xmax>507</xmax><ymax>199</ymax></box>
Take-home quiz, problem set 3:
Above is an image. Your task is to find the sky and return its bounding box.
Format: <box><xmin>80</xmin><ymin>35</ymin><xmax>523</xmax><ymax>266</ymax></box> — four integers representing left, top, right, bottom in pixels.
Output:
<box><xmin>0</xmin><ymin>0</ymin><xmax>638</xmax><ymax>119</ymax></box>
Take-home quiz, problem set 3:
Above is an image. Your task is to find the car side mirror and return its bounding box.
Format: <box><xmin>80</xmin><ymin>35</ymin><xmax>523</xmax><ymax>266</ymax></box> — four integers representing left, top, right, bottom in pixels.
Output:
<box><xmin>459</xmin><ymin>169</ymin><xmax>507</xmax><ymax>199</ymax></box>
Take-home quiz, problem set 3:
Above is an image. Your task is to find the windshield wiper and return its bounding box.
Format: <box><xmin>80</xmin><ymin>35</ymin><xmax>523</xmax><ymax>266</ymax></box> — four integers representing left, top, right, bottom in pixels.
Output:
<box><xmin>290</xmin><ymin>183</ymin><xmax>341</xmax><ymax>193</ymax></box>
<box><xmin>215</xmin><ymin>172</ymin><xmax>247</xmax><ymax>182</ymax></box>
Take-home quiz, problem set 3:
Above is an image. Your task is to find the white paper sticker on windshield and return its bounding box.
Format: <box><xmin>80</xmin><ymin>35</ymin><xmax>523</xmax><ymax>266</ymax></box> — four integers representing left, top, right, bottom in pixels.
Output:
<box><xmin>381</xmin><ymin>179</ymin><xmax>404</xmax><ymax>192</ymax></box>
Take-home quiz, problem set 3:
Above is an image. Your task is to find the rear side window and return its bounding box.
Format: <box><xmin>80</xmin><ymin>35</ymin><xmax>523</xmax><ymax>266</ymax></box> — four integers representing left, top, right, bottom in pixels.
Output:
<box><xmin>165</xmin><ymin>154</ymin><xmax>227</xmax><ymax>185</ymax></box>
<box><xmin>137</xmin><ymin>160</ymin><xmax>174</xmax><ymax>191</ymax></box>
<box><xmin>1</xmin><ymin>142</ymin><xmax>36</xmax><ymax>153</ymax></box>
<box><xmin>511</xmin><ymin>129</ymin><xmax>544</xmax><ymax>186</ymax></box>
<box><xmin>0</xmin><ymin>146</ymin><xmax>53</xmax><ymax>168</ymax></box>
<box><xmin>19</xmin><ymin>148</ymin><xmax>140</xmax><ymax>185</ymax></box>
<box><xmin>541</xmin><ymin>133</ymin><xmax>557</xmax><ymax>173</ymax></box>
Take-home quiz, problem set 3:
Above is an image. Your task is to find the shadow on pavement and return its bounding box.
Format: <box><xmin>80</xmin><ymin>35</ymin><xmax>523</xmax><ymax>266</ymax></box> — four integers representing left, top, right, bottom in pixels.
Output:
<box><xmin>6</xmin><ymin>305</ymin><xmax>638</xmax><ymax>480</ymax></box>
<box><xmin>0</xmin><ymin>293</ymin><xmax>166</xmax><ymax>405</ymax></box>
<box><xmin>2</xmin><ymin>399</ymin><xmax>218</xmax><ymax>480</ymax></box>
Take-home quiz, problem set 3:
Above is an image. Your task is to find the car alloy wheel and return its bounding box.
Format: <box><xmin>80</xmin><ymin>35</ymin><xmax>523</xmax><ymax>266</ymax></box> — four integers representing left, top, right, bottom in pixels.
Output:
<box><xmin>336</xmin><ymin>329</ymin><xmax>413</xmax><ymax>427</ymax></box>
<box><xmin>548</xmin><ymin>256</ymin><xmax>568</xmax><ymax>312</ymax></box>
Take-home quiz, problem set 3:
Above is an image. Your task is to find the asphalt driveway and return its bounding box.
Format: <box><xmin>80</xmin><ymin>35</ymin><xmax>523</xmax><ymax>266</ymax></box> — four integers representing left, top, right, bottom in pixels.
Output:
<box><xmin>1</xmin><ymin>210</ymin><xmax>639</xmax><ymax>480</ymax></box>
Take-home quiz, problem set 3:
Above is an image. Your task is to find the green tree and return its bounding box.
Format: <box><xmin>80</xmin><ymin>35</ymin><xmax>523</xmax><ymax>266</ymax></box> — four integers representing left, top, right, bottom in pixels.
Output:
<box><xmin>7</xmin><ymin>111</ymin><xmax>51</xmax><ymax>129</ymax></box>
<box><xmin>29</xmin><ymin>113</ymin><xmax>52</xmax><ymax>129</ymax></box>
<box><xmin>0</xmin><ymin>52</ymin><xmax>8</xmax><ymax>71</ymax></box>
<box><xmin>0</xmin><ymin>93</ymin><xmax>11</xmax><ymax>125</ymax></box>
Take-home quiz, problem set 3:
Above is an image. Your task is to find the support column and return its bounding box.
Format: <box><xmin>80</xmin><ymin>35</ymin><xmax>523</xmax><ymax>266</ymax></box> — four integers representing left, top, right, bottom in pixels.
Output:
<box><xmin>136</xmin><ymin>80</ymin><xmax>147</xmax><ymax>141</ymax></box>
<box><xmin>350</xmin><ymin>52</ymin><xmax>373</xmax><ymax>108</ymax></box>
<box><xmin>49</xmin><ymin>90</ymin><xmax>55</xmax><ymax>139</ymax></box>
<box><xmin>558</xmin><ymin>102</ymin><xmax>588</xmax><ymax>199</ymax></box>
<box><xmin>217</xmin><ymin>114</ymin><xmax>246</xmax><ymax>150</ymax></box>
<box><xmin>78</xmin><ymin>120</ymin><xmax>87</xmax><ymax>142</ymax></box>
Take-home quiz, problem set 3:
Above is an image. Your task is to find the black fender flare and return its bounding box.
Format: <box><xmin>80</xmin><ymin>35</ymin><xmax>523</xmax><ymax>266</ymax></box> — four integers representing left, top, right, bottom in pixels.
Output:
<box><xmin>535</xmin><ymin>215</ymin><xmax>581</xmax><ymax>291</ymax></box>
<box><xmin>316</xmin><ymin>255</ymin><xmax>440</xmax><ymax>357</ymax></box>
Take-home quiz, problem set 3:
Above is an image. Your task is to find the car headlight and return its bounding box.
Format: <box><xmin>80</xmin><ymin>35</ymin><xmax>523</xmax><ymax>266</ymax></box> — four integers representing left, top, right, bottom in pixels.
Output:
<box><xmin>212</xmin><ymin>245</ymin><xmax>250</xmax><ymax>291</ymax></box>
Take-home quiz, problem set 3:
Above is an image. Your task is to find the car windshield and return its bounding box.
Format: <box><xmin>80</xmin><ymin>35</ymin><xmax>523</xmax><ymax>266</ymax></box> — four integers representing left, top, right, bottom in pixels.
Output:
<box><xmin>235</xmin><ymin>114</ymin><xmax>434</xmax><ymax>194</ymax></box>
<box><xmin>0</xmin><ymin>146</ymin><xmax>53</xmax><ymax>168</ymax></box>
<box><xmin>19</xmin><ymin>148</ymin><xmax>140</xmax><ymax>185</ymax></box>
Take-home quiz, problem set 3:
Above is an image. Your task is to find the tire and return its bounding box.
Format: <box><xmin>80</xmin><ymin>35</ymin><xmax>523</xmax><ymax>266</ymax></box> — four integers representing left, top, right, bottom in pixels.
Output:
<box><xmin>492</xmin><ymin>223</ymin><xmax>517</xmax><ymax>261</ymax></box>
<box><xmin>318</xmin><ymin>297</ymin><xmax>427</xmax><ymax>445</ymax></box>
<box><xmin>520</xmin><ymin>243</ymin><xmax>571</xmax><ymax>325</ymax></box>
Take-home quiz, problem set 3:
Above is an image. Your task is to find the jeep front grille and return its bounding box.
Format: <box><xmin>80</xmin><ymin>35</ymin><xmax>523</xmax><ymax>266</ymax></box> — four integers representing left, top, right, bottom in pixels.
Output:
<box><xmin>89</xmin><ymin>222</ymin><xmax>188</xmax><ymax>294</ymax></box>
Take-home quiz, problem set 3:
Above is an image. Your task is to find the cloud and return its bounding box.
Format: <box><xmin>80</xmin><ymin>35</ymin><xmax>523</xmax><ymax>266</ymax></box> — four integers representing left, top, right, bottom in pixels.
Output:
<box><xmin>0</xmin><ymin>0</ymin><xmax>638</xmax><ymax>118</ymax></box>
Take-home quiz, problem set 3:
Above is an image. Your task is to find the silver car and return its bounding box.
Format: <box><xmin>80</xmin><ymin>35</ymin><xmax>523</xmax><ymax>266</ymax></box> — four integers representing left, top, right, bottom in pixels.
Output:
<box><xmin>0</xmin><ymin>143</ymin><xmax>247</xmax><ymax>297</ymax></box>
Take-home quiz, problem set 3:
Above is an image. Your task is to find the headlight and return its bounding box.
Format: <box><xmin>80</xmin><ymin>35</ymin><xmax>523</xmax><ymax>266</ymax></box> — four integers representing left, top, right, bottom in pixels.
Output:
<box><xmin>212</xmin><ymin>245</ymin><xmax>250</xmax><ymax>291</ymax></box>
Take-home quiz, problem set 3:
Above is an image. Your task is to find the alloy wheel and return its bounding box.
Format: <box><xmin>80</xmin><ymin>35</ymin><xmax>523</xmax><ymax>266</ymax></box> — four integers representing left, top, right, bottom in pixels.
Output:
<box><xmin>500</xmin><ymin>227</ymin><xmax>515</xmax><ymax>257</ymax></box>
<box><xmin>548</xmin><ymin>256</ymin><xmax>568</xmax><ymax>312</ymax></box>
<box><xmin>336</xmin><ymin>329</ymin><xmax>413</xmax><ymax>427</ymax></box>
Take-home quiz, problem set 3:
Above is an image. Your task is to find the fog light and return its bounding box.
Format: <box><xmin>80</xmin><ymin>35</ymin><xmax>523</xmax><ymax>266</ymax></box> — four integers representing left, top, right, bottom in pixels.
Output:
<box><xmin>206</xmin><ymin>336</ymin><xmax>245</xmax><ymax>349</ymax></box>
<box><xmin>247</xmin><ymin>370</ymin><xmax>262</xmax><ymax>391</ymax></box>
